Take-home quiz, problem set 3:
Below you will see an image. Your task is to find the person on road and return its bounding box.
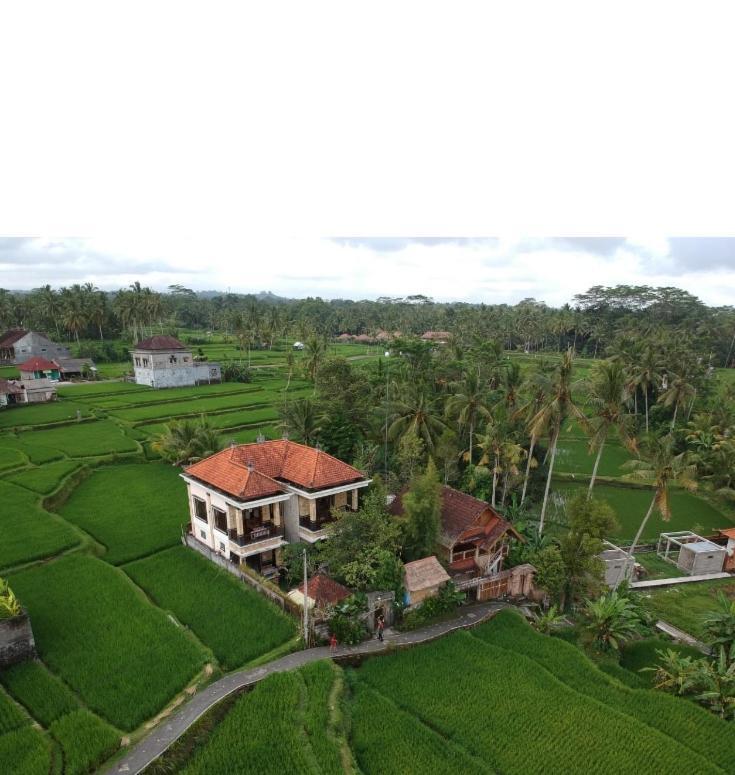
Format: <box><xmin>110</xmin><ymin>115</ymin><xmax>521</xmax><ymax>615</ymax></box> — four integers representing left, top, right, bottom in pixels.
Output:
<box><xmin>329</xmin><ymin>633</ymin><xmax>338</xmax><ymax>652</ymax></box>
<box><xmin>376</xmin><ymin>615</ymin><xmax>385</xmax><ymax>642</ymax></box>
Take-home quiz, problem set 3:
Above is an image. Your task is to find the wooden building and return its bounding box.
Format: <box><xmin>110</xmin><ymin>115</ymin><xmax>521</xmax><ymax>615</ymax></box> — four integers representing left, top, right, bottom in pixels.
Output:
<box><xmin>403</xmin><ymin>556</ymin><xmax>450</xmax><ymax>607</ymax></box>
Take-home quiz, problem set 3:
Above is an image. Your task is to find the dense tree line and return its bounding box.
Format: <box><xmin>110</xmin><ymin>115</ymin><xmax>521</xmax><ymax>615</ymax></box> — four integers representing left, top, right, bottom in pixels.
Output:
<box><xmin>1</xmin><ymin>283</ymin><xmax>734</xmax><ymax>366</ymax></box>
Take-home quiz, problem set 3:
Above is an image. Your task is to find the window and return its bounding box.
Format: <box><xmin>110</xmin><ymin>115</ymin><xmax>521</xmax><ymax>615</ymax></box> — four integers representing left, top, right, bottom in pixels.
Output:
<box><xmin>213</xmin><ymin>507</ymin><xmax>228</xmax><ymax>533</ymax></box>
<box><xmin>183</xmin><ymin>356</ymin><xmax>189</xmax><ymax>362</ymax></box>
<box><xmin>142</xmin><ymin>357</ymin><xmax>149</xmax><ymax>367</ymax></box>
<box><xmin>219</xmin><ymin>542</ymin><xmax>225</xmax><ymax>552</ymax></box>
<box><xmin>134</xmin><ymin>357</ymin><xmax>141</xmax><ymax>367</ymax></box>
<box><xmin>193</xmin><ymin>497</ymin><xmax>207</xmax><ymax>522</ymax></box>
<box><xmin>199</xmin><ymin>529</ymin><xmax>206</xmax><ymax>539</ymax></box>
<box><xmin>169</xmin><ymin>355</ymin><xmax>177</xmax><ymax>364</ymax></box>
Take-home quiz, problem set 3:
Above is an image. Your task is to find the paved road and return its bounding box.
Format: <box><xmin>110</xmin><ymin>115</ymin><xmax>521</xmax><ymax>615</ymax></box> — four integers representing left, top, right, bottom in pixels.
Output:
<box><xmin>104</xmin><ymin>601</ymin><xmax>507</xmax><ymax>774</ymax></box>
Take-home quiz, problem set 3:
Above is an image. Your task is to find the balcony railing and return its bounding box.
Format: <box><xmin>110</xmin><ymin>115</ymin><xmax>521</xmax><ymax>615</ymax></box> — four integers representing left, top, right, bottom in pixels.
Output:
<box><xmin>228</xmin><ymin>523</ymin><xmax>285</xmax><ymax>547</ymax></box>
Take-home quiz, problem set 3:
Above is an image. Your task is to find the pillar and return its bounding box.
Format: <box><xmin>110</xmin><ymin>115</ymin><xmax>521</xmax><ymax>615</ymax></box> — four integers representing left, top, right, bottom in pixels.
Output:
<box><xmin>273</xmin><ymin>501</ymin><xmax>281</xmax><ymax>527</ymax></box>
<box><xmin>351</xmin><ymin>489</ymin><xmax>358</xmax><ymax>511</ymax></box>
<box><xmin>309</xmin><ymin>498</ymin><xmax>317</xmax><ymax>524</ymax></box>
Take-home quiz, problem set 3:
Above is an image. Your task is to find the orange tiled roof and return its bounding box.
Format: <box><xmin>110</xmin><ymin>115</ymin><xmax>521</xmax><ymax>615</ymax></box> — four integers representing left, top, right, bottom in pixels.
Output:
<box><xmin>184</xmin><ymin>440</ymin><xmax>365</xmax><ymax>501</ymax></box>
<box><xmin>19</xmin><ymin>356</ymin><xmax>58</xmax><ymax>372</ymax></box>
<box><xmin>299</xmin><ymin>573</ymin><xmax>351</xmax><ymax>606</ymax></box>
<box><xmin>718</xmin><ymin>528</ymin><xmax>735</xmax><ymax>539</ymax></box>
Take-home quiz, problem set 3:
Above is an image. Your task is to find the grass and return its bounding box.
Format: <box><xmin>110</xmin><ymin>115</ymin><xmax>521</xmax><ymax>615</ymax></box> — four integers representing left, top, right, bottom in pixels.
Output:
<box><xmin>633</xmin><ymin>551</ymin><xmax>687</xmax><ymax>580</ymax></box>
<box><xmin>0</xmin><ymin>684</ymin><xmax>28</xmax><ymax>734</ymax></box>
<box><xmin>180</xmin><ymin>671</ymin><xmax>324</xmax><ymax>774</ymax></box>
<box><xmin>553</xmin><ymin>437</ymin><xmax>633</xmax><ymax>478</ymax></box>
<box><xmin>620</xmin><ymin>638</ymin><xmax>706</xmax><ymax>687</ymax></box>
<box><xmin>0</xmin><ymin>660</ymin><xmax>80</xmax><ymax>726</ymax></box>
<box><xmin>124</xmin><ymin>546</ymin><xmax>296</xmax><ymax>670</ymax></box>
<box><xmin>49</xmin><ymin>709</ymin><xmax>121</xmax><ymax>775</ymax></box>
<box><xmin>11</xmin><ymin>419</ymin><xmax>139</xmax><ymax>459</ymax></box>
<box><xmin>0</xmin><ymin>446</ymin><xmax>26</xmax><ymax>472</ymax></box>
<box><xmin>7</xmin><ymin>459</ymin><xmax>81</xmax><ymax>494</ymax></box>
<box><xmin>0</xmin><ymin>725</ymin><xmax>51</xmax><ymax>775</ymax></box>
<box><xmin>353</xmin><ymin>609</ymin><xmax>735</xmax><ymax>773</ymax></box>
<box><xmin>228</xmin><ymin>424</ymin><xmax>280</xmax><ymax>444</ymax></box>
<box><xmin>58</xmin><ymin>463</ymin><xmax>188</xmax><ymax>564</ymax></box>
<box><xmin>57</xmin><ymin>381</ymin><xmax>149</xmax><ymax>399</ymax></box>
<box><xmin>0</xmin><ymin>401</ymin><xmax>91</xmax><ymax>430</ymax></box>
<box><xmin>9</xmin><ymin>555</ymin><xmax>208</xmax><ymax>730</ymax></box>
<box><xmin>89</xmin><ymin>382</ymin><xmax>262</xmax><ymax>409</ymax></box>
<box><xmin>551</xmin><ymin>481</ymin><xmax>734</xmax><ymax>541</ymax></box>
<box><xmin>0</xmin><ymin>480</ymin><xmax>80</xmax><ymax>570</ymax></box>
<box><xmin>636</xmin><ymin>578</ymin><xmax>735</xmax><ymax>640</ymax></box>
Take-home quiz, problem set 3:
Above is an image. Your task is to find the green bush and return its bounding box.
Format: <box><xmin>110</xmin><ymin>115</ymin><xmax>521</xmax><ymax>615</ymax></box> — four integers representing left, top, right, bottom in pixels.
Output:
<box><xmin>0</xmin><ymin>660</ymin><xmax>80</xmax><ymax>727</ymax></box>
<box><xmin>327</xmin><ymin>612</ymin><xmax>367</xmax><ymax>645</ymax></box>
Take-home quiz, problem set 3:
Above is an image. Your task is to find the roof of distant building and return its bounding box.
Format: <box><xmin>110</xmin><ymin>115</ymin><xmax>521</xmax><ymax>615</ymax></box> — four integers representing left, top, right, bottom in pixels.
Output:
<box><xmin>298</xmin><ymin>573</ymin><xmax>351</xmax><ymax>606</ymax></box>
<box><xmin>134</xmin><ymin>335</ymin><xmax>188</xmax><ymax>351</ymax></box>
<box><xmin>55</xmin><ymin>358</ymin><xmax>96</xmax><ymax>372</ymax></box>
<box><xmin>184</xmin><ymin>439</ymin><xmax>366</xmax><ymax>501</ymax></box>
<box><xmin>0</xmin><ymin>329</ymin><xmax>28</xmax><ymax>348</ymax></box>
<box><xmin>19</xmin><ymin>356</ymin><xmax>58</xmax><ymax>372</ymax></box>
<box><xmin>421</xmin><ymin>331</ymin><xmax>451</xmax><ymax>341</ymax></box>
<box><xmin>390</xmin><ymin>484</ymin><xmax>521</xmax><ymax>548</ymax></box>
<box><xmin>404</xmin><ymin>556</ymin><xmax>450</xmax><ymax>592</ymax></box>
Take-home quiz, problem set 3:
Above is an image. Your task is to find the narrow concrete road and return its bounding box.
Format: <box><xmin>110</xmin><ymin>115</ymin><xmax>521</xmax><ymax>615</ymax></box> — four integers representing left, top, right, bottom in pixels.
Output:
<box><xmin>104</xmin><ymin>601</ymin><xmax>507</xmax><ymax>774</ymax></box>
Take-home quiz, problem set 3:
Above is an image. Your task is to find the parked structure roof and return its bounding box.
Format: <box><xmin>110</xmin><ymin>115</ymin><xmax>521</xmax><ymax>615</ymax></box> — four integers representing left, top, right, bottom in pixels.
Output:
<box><xmin>0</xmin><ymin>329</ymin><xmax>28</xmax><ymax>348</ymax></box>
<box><xmin>298</xmin><ymin>574</ymin><xmax>351</xmax><ymax>606</ymax></box>
<box><xmin>184</xmin><ymin>439</ymin><xmax>366</xmax><ymax>501</ymax></box>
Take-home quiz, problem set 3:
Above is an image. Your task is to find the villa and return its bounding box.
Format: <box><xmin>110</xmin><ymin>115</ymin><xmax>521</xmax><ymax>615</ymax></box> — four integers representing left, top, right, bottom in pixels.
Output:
<box><xmin>0</xmin><ymin>329</ymin><xmax>70</xmax><ymax>366</ymax></box>
<box><xmin>131</xmin><ymin>335</ymin><xmax>221</xmax><ymax>388</ymax></box>
<box><xmin>181</xmin><ymin>439</ymin><xmax>370</xmax><ymax>576</ymax></box>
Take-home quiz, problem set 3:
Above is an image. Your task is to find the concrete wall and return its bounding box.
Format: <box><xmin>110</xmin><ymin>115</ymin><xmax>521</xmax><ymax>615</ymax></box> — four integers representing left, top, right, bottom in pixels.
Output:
<box><xmin>0</xmin><ymin>610</ymin><xmax>36</xmax><ymax>667</ymax></box>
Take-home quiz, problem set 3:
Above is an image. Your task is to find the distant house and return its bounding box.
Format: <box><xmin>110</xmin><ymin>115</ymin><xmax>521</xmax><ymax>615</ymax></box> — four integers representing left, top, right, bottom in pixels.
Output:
<box><xmin>353</xmin><ymin>334</ymin><xmax>373</xmax><ymax>344</ymax></box>
<box><xmin>18</xmin><ymin>357</ymin><xmax>58</xmax><ymax>403</ymax></box>
<box><xmin>403</xmin><ymin>556</ymin><xmax>450</xmax><ymax>607</ymax></box>
<box><xmin>390</xmin><ymin>485</ymin><xmax>522</xmax><ymax>578</ymax></box>
<box><xmin>336</xmin><ymin>333</ymin><xmax>354</xmax><ymax>342</ymax></box>
<box><xmin>54</xmin><ymin>358</ymin><xmax>96</xmax><ymax>380</ymax></box>
<box><xmin>0</xmin><ymin>378</ymin><xmax>24</xmax><ymax>408</ymax></box>
<box><xmin>130</xmin><ymin>335</ymin><xmax>221</xmax><ymax>388</ymax></box>
<box><xmin>181</xmin><ymin>439</ymin><xmax>370</xmax><ymax>577</ymax></box>
<box><xmin>293</xmin><ymin>341</ymin><xmax>305</xmax><ymax>350</ymax></box>
<box><xmin>0</xmin><ymin>330</ymin><xmax>70</xmax><ymax>365</ymax></box>
<box><xmin>421</xmin><ymin>331</ymin><xmax>450</xmax><ymax>344</ymax></box>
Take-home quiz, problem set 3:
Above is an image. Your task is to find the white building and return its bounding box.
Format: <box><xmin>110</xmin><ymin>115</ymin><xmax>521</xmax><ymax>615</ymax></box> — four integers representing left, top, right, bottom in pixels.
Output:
<box><xmin>181</xmin><ymin>439</ymin><xmax>370</xmax><ymax>577</ymax></box>
<box><xmin>130</xmin><ymin>335</ymin><xmax>221</xmax><ymax>388</ymax></box>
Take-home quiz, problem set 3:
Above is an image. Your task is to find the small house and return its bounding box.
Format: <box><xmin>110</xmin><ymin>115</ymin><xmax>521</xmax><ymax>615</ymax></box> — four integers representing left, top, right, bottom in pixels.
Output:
<box><xmin>421</xmin><ymin>331</ymin><xmax>450</xmax><ymax>344</ymax></box>
<box><xmin>18</xmin><ymin>357</ymin><xmax>59</xmax><ymax>403</ymax></box>
<box><xmin>293</xmin><ymin>341</ymin><xmax>305</xmax><ymax>350</ymax></box>
<box><xmin>0</xmin><ymin>379</ymin><xmax>24</xmax><ymax>408</ymax></box>
<box><xmin>657</xmin><ymin>531</ymin><xmax>727</xmax><ymax>576</ymax></box>
<box><xmin>403</xmin><ymin>556</ymin><xmax>450</xmax><ymax>607</ymax></box>
<box><xmin>55</xmin><ymin>358</ymin><xmax>96</xmax><ymax>380</ymax></box>
<box><xmin>389</xmin><ymin>485</ymin><xmax>523</xmax><ymax>578</ymax></box>
<box><xmin>131</xmin><ymin>336</ymin><xmax>221</xmax><ymax>388</ymax></box>
<box><xmin>288</xmin><ymin>573</ymin><xmax>351</xmax><ymax>612</ymax></box>
<box><xmin>0</xmin><ymin>330</ymin><xmax>70</xmax><ymax>366</ymax></box>
<box><xmin>598</xmin><ymin>540</ymin><xmax>635</xmax><ymax>587</ymax></box>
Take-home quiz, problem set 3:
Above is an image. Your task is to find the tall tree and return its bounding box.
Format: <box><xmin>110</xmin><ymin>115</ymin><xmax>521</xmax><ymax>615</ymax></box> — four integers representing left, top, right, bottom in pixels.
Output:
<box><xmin>401</xmin><ymin>458</ymin><xmax>442</xmax><ymax>562</ymax></box>
<box><xmin>445</xmin><ymin>370</ymin><xmax>490</xmax><ymax>466</ymax></box>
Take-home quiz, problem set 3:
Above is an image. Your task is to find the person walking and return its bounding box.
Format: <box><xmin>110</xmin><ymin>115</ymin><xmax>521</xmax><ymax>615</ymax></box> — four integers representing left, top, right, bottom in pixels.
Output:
<box><xmin>376</xmin><ymin>614</ymin><xmax>385</xmax><ymax>642</ymax></box>
<box><xmin>329</xmin><ymin>633</ymin><xmax>338</xmax><ymax>653</ymax></box>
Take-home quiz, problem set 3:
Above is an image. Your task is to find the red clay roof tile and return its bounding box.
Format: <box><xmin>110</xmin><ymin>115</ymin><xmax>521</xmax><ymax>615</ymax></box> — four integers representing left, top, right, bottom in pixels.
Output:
<box><xmin>134</xmin><ymin>335</ymin><xmax>188</xmax><ymax>351</ymax></box>
<box><xmin>19</xmin><ymin>356</ymin><xmax>58</xmax><ymax>372</ymax></box>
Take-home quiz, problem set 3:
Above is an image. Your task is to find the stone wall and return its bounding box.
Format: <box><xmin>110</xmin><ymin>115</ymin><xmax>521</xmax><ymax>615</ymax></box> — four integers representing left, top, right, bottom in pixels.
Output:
<box><xmin>0</xmin><ymin>610</ymin><xmax>36</xmax><ymax>667</ymax></box>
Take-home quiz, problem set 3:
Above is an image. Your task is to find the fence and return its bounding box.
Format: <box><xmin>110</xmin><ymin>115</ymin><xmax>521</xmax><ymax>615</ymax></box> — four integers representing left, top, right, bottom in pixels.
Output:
<box><xmin>183</xmin><ymin>534</ymin><xmax>301</xmax><ymax>618</ymax></box>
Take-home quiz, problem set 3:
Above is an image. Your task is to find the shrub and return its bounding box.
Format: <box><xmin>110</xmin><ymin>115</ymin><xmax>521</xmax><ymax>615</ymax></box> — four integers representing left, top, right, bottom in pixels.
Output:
<box><xmin>327</xmin><ymin>611</ymin><xmax>366</xmax><ymax>646</ymax></box>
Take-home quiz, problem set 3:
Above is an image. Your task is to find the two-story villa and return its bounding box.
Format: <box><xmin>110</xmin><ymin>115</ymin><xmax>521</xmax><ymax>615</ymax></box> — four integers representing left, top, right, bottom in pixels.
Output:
<box><xmin>131</xmin><ymin>335</ymin><xmax>221</xmax><ymax>388</ymax></box>
<box><xmin>181</xmin><ymin>439</ymin><xmax>370</xmax><ymax>577</ymax></box>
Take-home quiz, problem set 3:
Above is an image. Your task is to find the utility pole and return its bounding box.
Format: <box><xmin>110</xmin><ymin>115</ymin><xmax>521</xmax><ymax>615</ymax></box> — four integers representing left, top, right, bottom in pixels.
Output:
<box><xmin>384</xmin><ymin>354</ymin><xmax>389</xmax><ymax>478</ymax></box>
<box><xmin>303</xmin><ymin>548</ymin><xmax>309</xmax><ymax>648</ymax></box>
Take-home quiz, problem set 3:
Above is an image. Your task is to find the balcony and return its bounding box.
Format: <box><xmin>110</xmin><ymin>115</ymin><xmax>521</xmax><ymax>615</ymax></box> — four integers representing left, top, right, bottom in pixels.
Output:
<box><xmin>228</xmin><ymin>523</ymin><xmax>285</xmax><ymax>547</ymax></box>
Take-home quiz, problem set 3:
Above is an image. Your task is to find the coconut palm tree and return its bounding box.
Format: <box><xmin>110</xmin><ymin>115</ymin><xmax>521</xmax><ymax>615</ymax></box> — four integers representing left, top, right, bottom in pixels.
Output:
<box><xmin>514</xmin><ymin>366</ymin><xmax>551</xmax><ymax>506</ymax></box>
<box><xmin>304</xmin><ymin>334</ymin><xmax>326</xmax><ymax>391</ymax></box>
<box><xmin>528</xmin><ymin>349</ymin><xmax>587</xmax><ymax>533</ymax></box>
<box><xmin>445</xmin><ymin>370</ymin><xmax>491</xmax><ymax>466</ymax></box>
<box><xmin>586</xmin><ymin>360</ymin><xmax>637</xmax><ymax>495</ymax></box>
<box><xmin>153</xmin><ymin>416</ymin><xmax>222</xmax><ymax>466</ymax></box>
<box><xmin>279</xmin><ymin>398</ymin><xmax>321</xmax><ymax>445</ymax></box>
<box><xmin>658</xmin><ymin>373</ymin><xmax>697</xmax><ymax>430</ymax></box>
<box><xmin>620</xmin><ymin>433</ymin><xmax>698</xmax><ymax>576</ymax></box>
<box><xmin>476</xmin><ymin>420</ymin><xmax>505</xmax><ymax>507</ymax></box>
<box><xmin>630</xmin><ymin>345</ymin><xmax>660</xmax><ymax>433</ymax></box>
<box><xmin>388</xmin><ymin>390</ymin><xmax>447</xmax><ymax>453</ymax></box>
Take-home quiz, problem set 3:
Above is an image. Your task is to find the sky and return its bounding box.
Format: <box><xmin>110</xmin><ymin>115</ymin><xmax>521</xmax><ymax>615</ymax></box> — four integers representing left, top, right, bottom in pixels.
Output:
<box><xmin>2</xmin><ymin>236</ymin><xmax>734</xmax><ymax>308</ymax></box>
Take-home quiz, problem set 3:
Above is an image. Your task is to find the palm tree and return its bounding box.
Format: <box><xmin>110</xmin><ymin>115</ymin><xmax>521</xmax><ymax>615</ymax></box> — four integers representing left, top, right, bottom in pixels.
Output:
<box><xmin>304</xmin><ymin>335</ymin><xmax>326</xmax><ymax>391</ymax></box>
<box><xmin>532</xmin><ymin>604</ymin><xmax>565</xmax><ymax>635</ymax></box>
<box><xmin>446</xmin><ymin>371</ymin><xmax>491</xmax><ymax>466</ymax></box>
<box><xmin>658</xmin><ymin>373</ymin><xmax>697</xmax><ymax>430</ymax></box>
<box><xmin>630</xmin><ymin>346</ymin><xmax>660</xmax><ymax>433</ymax></box>
<box><xmin>586</xmin><ymin>360</ymin><xmax>636</xmax><ymax>495</ymax></box>
<box><xmin>621</xmin><ymin>433</ymin><xmax>698</xmax><ymax>574</ymax></box>
<box><xmin>388</xmin><ymin>390</ymin><xmax>447</xmax><ymax>453</ymax></box>
<box><xmin>476</xmin><ymin>421</ymin><xmax>504</xmax><ymax>507</ymax></box>
<box><xmin>528</xmin><ymin>349</ymin><xmax>587</xmax><ymax>533</ymax></box>
<box><xmin>514</xmin><ymin>370</ymin><xmax>550</xmax><ymax>506</ymax></box>
<box><xmin>583</xmin><ymin>591</ymin><xmax>642</xmax><ymax>652</ymax></box>
<box><xmin>279</xmin><ymin>398</ymin><xmax>321</xmax><ymax>445</ymax></box>
<box><xmin>153</xmin><ymin>416</ymin><xmax>222</xmax><ymax>466</ymax></box>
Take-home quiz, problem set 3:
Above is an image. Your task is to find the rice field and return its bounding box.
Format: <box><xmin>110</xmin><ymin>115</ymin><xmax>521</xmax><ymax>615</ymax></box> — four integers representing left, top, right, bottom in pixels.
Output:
<box><xmin>8</xmin><ymin>555</ymin><xmax>208</xmax><ymax>730</ymax></box>
<box><xmin>0</xmin><ymin>660</ymin><xmax>80</xmax><ymax>727</ymax></box>
<box><xmin>0</xmin><ymin>725</ymin><xmax>52</xmax><ymax>775</ymax></box>
<box><xmin>124</xmin><ymin>546</ymin><xmax>296</xmax><ymax>669</ymax></box>
<box><xmin>58</xmin><ymin>463</ymin><xmax>189</xmax><ymax>564</ymax></box>
<box><xmin>49</xmin><ymin>709</ymin><xmax>120</xmax><ymax>775</ymax></box>
<box><xmin>7</xmin><ymin>459</ymin><xmax>81</xmax><ymax>494</ymax></box>
<box><xmin>11</xmin><ymin>419</ymin><xmax>139</xmax><ymax>459</ymax></box>
<box><xmin>0</xmin><ymin>480</ymin><xmax>80</xmax><ymax>570</ymax></box>
<box><xmin>0</xmin><ymin>400</ymin><xmax>91</xmax><ymax>430</ymax></box>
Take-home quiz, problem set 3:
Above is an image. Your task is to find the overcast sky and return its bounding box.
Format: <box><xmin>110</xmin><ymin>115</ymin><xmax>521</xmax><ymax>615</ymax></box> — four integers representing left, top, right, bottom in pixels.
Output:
<box><xmin>2</xmin><ymin>236</ymin><xmax>735</xmax><ymax>307</ymax></box>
